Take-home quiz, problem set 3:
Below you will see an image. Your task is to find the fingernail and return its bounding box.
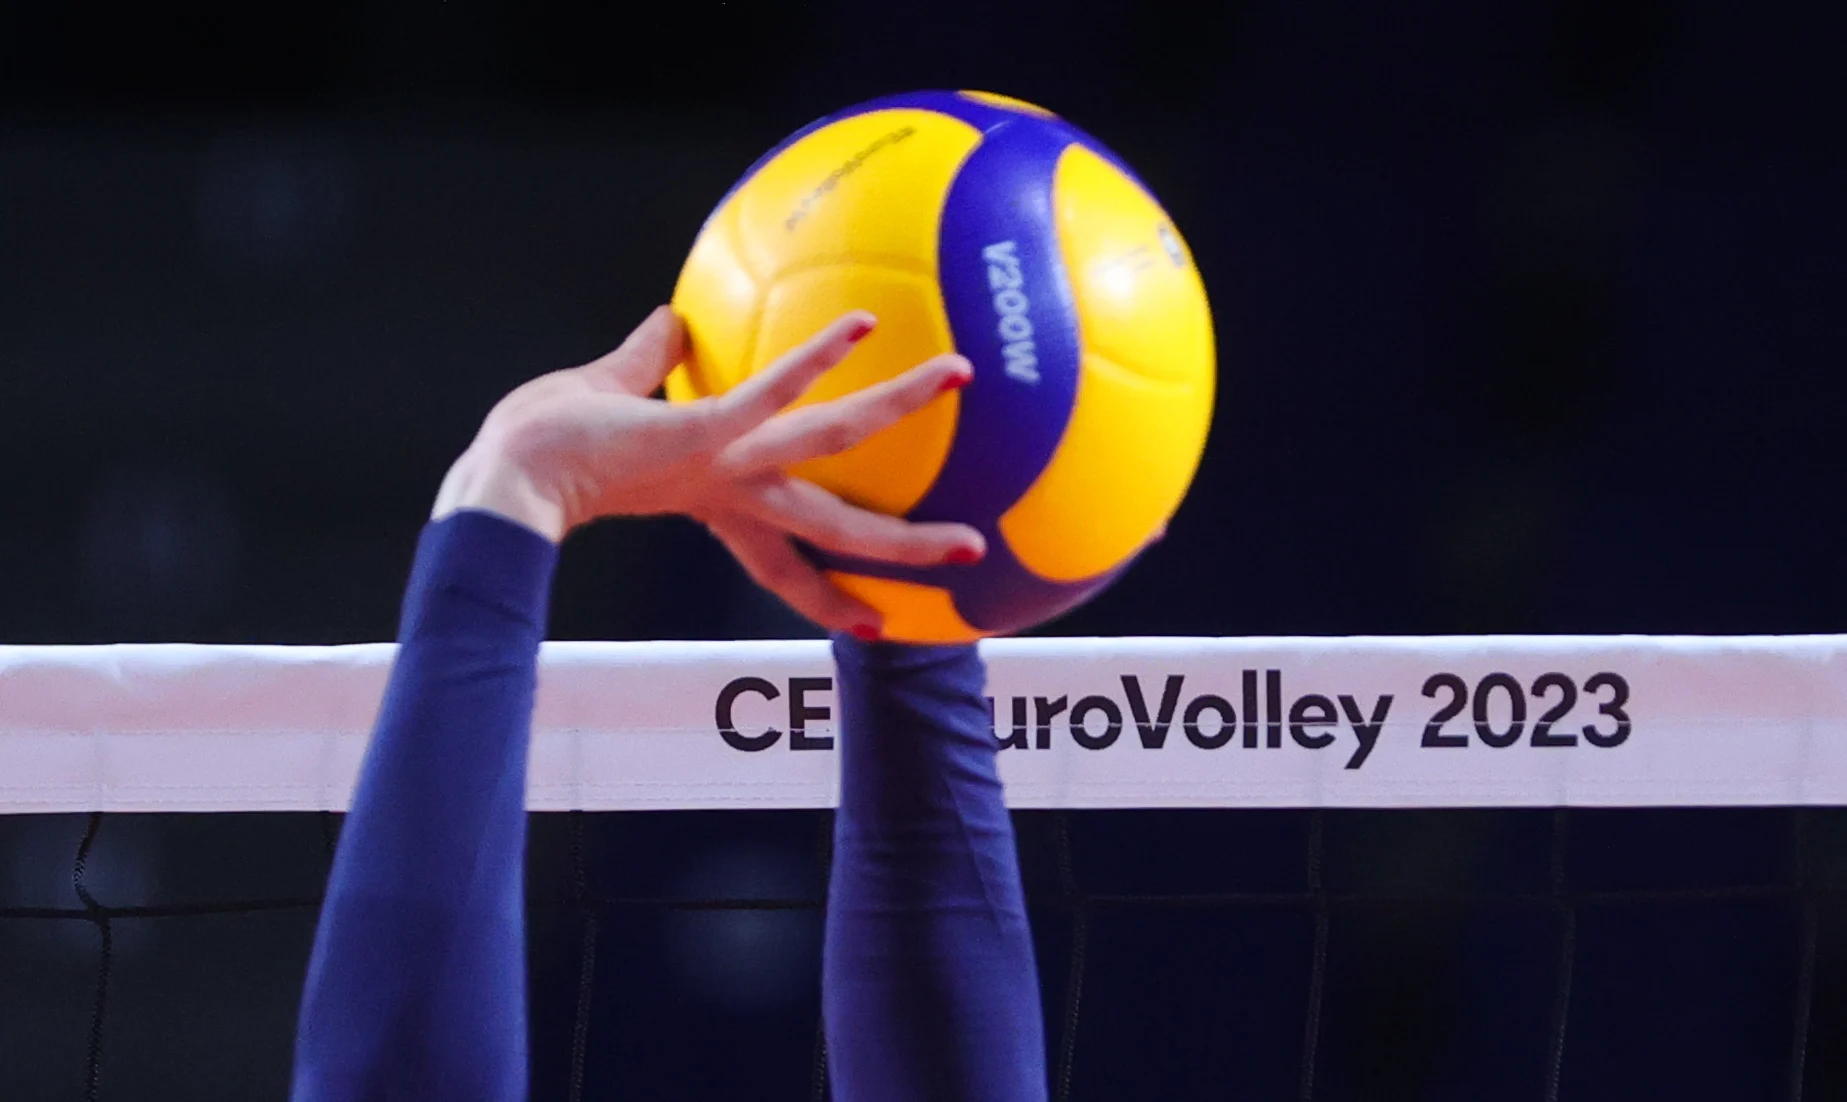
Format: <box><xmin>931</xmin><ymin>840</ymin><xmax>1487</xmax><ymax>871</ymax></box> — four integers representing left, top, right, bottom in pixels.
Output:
<box><xmin>938</xmin><ymin>368</ymin><xmax>973</xmax><ymax>393</ymax></box>
<box><xmin>846</xmin><ymin>318</ymin><xmax>876</xmax><ymax>344</ymax></box>
<box><xmin>850</xmin><ymin>623</ymin><xmax>881</xmax><ymax>643</ymax></box>
<box><xmin>944</xmin><ymin>546</ymin><xmax>983</xmax><ymax>565</ymax></box>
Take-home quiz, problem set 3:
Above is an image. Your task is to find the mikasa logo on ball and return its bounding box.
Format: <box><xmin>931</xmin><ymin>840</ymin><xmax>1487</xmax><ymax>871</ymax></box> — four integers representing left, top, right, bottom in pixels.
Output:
<box><xmin>981</xmin><ymin>240</ymin><xmax>1040</xmax><ymax>384</ymax></box>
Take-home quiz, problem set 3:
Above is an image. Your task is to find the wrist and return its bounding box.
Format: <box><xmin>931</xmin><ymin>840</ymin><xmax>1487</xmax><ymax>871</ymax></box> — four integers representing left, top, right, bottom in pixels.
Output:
<box><xmin>431</xmin><ymin>443</ymin><xmax>568</xmax><ymax>543</ymax></box>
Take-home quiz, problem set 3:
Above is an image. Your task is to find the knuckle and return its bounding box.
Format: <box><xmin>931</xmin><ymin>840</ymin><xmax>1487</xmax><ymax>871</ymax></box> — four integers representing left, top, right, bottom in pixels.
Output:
<box><xmin>479</xmin><ymin>412</ymin><xmax>552</xmax><ymax>468</ymax></box>
<box><xmin>688</xmin><ymin>398</ymin><xmax>738</xmax><ymax>450</ymax></box>
<box><xmin>752</xmin><ymin>383</ymin><xmax>798</xmax><ymax>421</ymax></box>
<box><xmin>881</xmin><ymin>390</ymin><xmax>927</xmax><ymax>422</ymax></box>
<box><xmin>812</xmin><ymin>420</ymin><xmax>861</xmax><ymax>457</ymax></box>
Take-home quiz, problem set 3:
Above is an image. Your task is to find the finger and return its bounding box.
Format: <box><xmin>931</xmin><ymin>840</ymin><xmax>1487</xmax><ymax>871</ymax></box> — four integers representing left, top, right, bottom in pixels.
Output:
<box><xmin>741</xmin><ymin>477</ymin><xmax>986</xmax><ymax>567</ymax></box>
<box><xmin>705</xmin><ymin>311</ymin><xmax>877</xmax><ymax>438</ymax></box>
<box><xmin>708</xmin><ymin>516</ymin><xmax>883</xmax><ymax>637</ymax></box>
<box><xmin>578</xmin><ymin>306</ymin><xmax>688</xmax><ymax>396</ymax></box>
<box><xmin>721</xmin><ymin>353</ymin><xmax>973</xmax><ymax>473</ymax></box>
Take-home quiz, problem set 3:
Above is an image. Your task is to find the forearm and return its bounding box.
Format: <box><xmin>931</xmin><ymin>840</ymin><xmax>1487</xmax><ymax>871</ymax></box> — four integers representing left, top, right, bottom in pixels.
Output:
<box><xmin>823</xmin><ymin>637</ymin><xmax>1048</xmax><ymax>1102</ymax></box>
<box><xmin>292</xmin><ymin>510</ymin><xmax>556</xmax><ymax>1101</ymax></box>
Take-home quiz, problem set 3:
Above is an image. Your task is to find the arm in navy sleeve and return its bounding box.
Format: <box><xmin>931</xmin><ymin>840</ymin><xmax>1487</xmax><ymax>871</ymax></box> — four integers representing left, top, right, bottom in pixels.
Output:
<box><xmin>292</xmin><ymin>510</ymin><xmax>556</xmax><ymax>1102</ymax></box>
<box><xmin>823</xmin><ymin>636</ymin><xmax>1049</xmax><ymax>1102</ymax></box>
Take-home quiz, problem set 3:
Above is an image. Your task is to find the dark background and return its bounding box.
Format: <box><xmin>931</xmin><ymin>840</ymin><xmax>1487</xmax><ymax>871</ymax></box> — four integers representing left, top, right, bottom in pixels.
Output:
<box><xmin>2</xmin><ymin>0</ymin><xmax>1846</xmax><ymax>1098</ymax></box>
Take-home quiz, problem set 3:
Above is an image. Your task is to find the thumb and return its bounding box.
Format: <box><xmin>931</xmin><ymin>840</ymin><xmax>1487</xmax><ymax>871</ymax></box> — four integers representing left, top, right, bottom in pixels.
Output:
<box><xmin>579</xmin><ymin>305</ymin><xmax>687</xmax><ymax>396</ymax></box>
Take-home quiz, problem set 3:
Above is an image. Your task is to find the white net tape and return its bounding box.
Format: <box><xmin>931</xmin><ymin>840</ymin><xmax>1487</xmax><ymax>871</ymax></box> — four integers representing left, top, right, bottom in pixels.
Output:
<box><xmin>2</xmin><ymin>635</ymin><xmax>1844</xmax><ymax>813</ymax></box>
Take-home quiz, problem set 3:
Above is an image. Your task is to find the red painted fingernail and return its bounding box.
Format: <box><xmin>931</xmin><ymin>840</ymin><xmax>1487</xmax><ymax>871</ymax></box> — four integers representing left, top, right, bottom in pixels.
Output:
<box><xmin>938</xmin><ymin>369</ymin><xmax>973</xmax><ymax>393</ymax></box>
<box><xmin>845</xmin><ymin>318</ymin><xmax>875</xmax><ymax>344</ymax></box>
<box><xmin>944</xmin><ymin>546</ymin><xmax>983</xmax><ymax>565</ymax></box>
<box><xmin>850</xmin><ymin>623</ymin><xmax>881</xmax><ymax>643</ymax></box>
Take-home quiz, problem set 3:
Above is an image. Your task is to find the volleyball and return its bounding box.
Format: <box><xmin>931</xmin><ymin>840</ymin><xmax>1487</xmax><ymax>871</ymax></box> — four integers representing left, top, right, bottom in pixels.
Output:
<box><xmin>668</xmin><ymin>90</ymin><xmax>1216</xmax><ymax>643</ymax></box>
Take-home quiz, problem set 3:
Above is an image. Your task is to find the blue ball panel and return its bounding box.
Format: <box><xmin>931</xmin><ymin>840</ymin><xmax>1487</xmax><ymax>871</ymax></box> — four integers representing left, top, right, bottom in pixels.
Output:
<box><xmin>946</xmin><ymin>537</ymin><xmax>1131</xmax><ymax>635</ymax></box>
<box><xmin>920</xmin><ymin>118</ymin><xmax>1081</xmax><ymax>528</ymax></box>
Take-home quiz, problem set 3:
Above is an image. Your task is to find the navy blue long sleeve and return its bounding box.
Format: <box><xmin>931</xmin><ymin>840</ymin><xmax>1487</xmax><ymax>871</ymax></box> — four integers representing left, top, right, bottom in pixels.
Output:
<box><xmin>824</xmin><ymin>637</ymin><xmax>1049</xmax><ymax>1102</ymax></box>
<box><xmin>292</xmin><ymin>511</ymin><xmax>556</xmax><ymax>1102</ymax></box>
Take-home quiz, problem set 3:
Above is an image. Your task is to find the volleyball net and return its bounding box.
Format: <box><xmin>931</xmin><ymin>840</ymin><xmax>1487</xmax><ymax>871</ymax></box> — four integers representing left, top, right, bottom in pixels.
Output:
<box><xmin>2</xmin><ymin>636</ymin><xmax>1845</xmax><ymax>1099</ymax></box>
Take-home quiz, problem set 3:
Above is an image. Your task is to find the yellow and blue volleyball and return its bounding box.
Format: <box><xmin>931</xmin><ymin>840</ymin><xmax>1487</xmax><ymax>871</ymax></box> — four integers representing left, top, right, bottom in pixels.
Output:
<box><xmin>668</xmin><ymin>90</ymin><xmax>1216</xmax><ymax>643</ymax></box>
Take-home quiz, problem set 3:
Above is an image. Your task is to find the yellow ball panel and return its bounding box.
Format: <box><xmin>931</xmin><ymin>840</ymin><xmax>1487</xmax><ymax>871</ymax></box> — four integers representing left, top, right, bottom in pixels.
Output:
<box><xmin>671</xmin><ymin>200</ymin><xmax>763</xmax><ymax>399</ymax></box>
<box><xmin>1000</xmin><ymin>351</ymin><xmax>1210</xmax><ymax>580</ymax></box>
<box><xmin>664</xmin><ymin>365</ymin><xmax>698</xmax><ymax>403</ymax></box>
<box><xmin>729</xmin><ymin>110</ymin><xmax>982</xmax><ymax>280</ymax></box>
<box><xmin>827</xmin><ymin>572</ymin><xmax>983</xmax><ymax>644</ymax></box>
<box><xmin>755</xmin><ymin>265</ymin><xmax>960</xmax><ymax>516</ymax></box>
<box><xmin>996</xmin><ymin>145</ymin><xmax>1215</xmax><ymax>583</ymax></box>
<box><xmin>1053</xmin><ymin>145</ymin><xmax>1216</xmax><ymax>386</ymax></box>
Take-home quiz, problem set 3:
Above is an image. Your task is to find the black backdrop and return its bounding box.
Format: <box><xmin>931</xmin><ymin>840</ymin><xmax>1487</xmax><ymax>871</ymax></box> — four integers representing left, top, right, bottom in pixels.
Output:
<box><xmin>2</xmin><ymin>0</ymin><xmax>1846</xmax><ymax>1098</ymax></box>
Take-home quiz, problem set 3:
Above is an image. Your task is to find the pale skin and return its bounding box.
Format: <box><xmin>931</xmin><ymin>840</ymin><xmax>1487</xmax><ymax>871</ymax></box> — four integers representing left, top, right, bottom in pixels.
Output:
<box><xmin>432</xmin><ymin>306</ymin><xmax>986</xmax><ymax>639</ymax></box>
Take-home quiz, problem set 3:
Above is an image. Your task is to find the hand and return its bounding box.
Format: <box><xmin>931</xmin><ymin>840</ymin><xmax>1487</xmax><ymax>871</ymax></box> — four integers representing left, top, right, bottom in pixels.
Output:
<box><xmin>433</xmin><ymin>306</ymin><xmax>985</xmax><ymax>636</ymax></box>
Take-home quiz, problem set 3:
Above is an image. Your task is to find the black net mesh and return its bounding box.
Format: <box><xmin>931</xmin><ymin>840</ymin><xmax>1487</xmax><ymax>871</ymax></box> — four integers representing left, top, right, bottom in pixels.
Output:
<box><xmin>2</xmin><ymin>806</ymin><xmax>1844</xmax><ymax>1101</ymax></box>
